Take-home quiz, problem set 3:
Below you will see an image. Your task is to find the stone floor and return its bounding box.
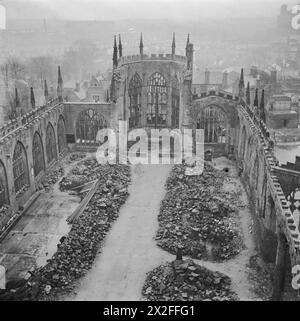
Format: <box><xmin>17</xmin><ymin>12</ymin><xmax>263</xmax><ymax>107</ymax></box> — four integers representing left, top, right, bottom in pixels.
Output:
<box><xmin>0</xmin><ymin>180</ymin><xmax>80</xmax><ymax>281</ymax></box>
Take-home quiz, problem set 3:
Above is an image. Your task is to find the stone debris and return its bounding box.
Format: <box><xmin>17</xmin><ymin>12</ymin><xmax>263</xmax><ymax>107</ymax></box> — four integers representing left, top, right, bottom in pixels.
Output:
<box><xmin>156</xmin><ymin>164</ymin><xmax>243</xmax><ymax>261</ymax></box>
<box><xmin>38</xmin><ymin>166</ymin><xmax>64</xmax><ymax>191</ymax></box>
<box><xmin>68</xmin><ymin>153</ymin><xmax>86</xmax><ymax>163</ymax></box>
<box><xmin>0</xmin><ymin>163</ymin><xmax>130</xmax><ymax>301</ymax></box>
<box><xmin>142</xmin><ymin>259</ymin><xmax>238</xmax><ymax>301</ymax></box>
<box><xmin>59</xmin><ymin>159</ymin><xmax>110</xmax><ymax>192</ymax></box>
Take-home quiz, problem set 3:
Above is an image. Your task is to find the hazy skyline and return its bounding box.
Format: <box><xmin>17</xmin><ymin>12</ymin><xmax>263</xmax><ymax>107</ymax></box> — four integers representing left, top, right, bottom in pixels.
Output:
<box><xmin>2</xmin><ymin>0</ymin><xmax>299</xmax><ymax>21</ymax></box>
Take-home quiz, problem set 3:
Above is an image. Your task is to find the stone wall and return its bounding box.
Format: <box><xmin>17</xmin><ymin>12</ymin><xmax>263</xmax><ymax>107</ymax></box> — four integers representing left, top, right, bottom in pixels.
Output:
<box><xmin>236</xmin><ymin>102</ymin><xmax>300</xmax><ymax>270</ymax></box>
<box><xmin>0</xmin><ymin>100</ymin><xmax>66</xmax><ymax>231</ymax></box>
<box><xmin>63</xmin><ymin>102</ymin><xmax>118</xmax><ymax>143</ymax></box>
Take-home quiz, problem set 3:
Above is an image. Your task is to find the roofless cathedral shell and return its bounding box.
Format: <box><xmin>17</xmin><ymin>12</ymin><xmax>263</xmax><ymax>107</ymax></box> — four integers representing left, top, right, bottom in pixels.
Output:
<box><xmin>109</xmin><ymin>33</ymin><xmax>194</xmax><ymax>130</ymax></box>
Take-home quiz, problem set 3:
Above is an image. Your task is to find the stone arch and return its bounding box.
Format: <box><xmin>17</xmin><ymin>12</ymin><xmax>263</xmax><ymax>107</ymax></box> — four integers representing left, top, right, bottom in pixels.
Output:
<box><xmin>240</xmin><ymin>126</ymin><xmax>247</xmax><ymax>159</ymax></box>
<box><xmin>0</xmin><ymin>160</ymin><xmax>9</xmax><ymax>208</ymax></box>
<box><xmin>75</xmin><ymin>109</ymin><xmax>107</xmax><ymax>145</ymax></box>
<box><xmin>196</xmin><ymin>104</ymin><xmax>228</xmax><ymax>144</ymax></box>
<box><xmin>147</xmin><ymin>72</ymin><xmax>168</xmax><ymax>126</ymax></box>
<box><xmin>128</xmin><ymin>73</ymin><xmax>142</xmax><ymax>128</ymax></box>
<box><xmin>13</xmin><ymin>141</ymin><xmax>29</xmax><ymax>196</ymax></box>
<box><xmin>32</xmin><ymin>131</ymin><xmax>45</xmax><ymax>177</ymax></box>
<box><xmin>46</xmin><ymin>122</ymin><xmax>57</xmax><ymax>164</ymax></box>
<box><xmin>57</xmin><ymin>115</ymin><xmax>66</xmax><ymax>154</ymax></box>
<box><xmin>269</xmin><ymin>195</ymin><xmax>277</xmax><ymax>233</ymax></box>
<box><xmin>252</xmin><ymin>153</ymin><xmax>259</xmax><ymax>190</ymax></box>
<box><xmin>260</xmin><ymin>175</ymin><xmax>268</xmax><ymax>218</ymax></box>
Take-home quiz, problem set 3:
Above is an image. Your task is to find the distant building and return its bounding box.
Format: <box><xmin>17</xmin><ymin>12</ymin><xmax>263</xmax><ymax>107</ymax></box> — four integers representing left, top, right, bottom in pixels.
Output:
<box><xmin>267</xmin><ymin>94</ymin><xmax>298</xmax><ymax>129</ymax></box>
<box><xmin>63</xmin><ymin>75</ymin><xmax>110</xmax><ymax>103</ymax></box>
<box><xmin>85</xmin><ymin>75</ymin><xmax>110</xmax><ymax>103</ymax></box>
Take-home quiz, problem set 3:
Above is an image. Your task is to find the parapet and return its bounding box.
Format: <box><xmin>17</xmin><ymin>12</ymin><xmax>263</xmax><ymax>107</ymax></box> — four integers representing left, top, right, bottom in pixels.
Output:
<box><xmin>118</xmin><ymin>53</ymin><xmax>187</xmax><ymax>66</ymax></box>
<box><xmin>0</xmin><ymin>98</ymin><xmax>62</xmax><ymax>141</ymax></box>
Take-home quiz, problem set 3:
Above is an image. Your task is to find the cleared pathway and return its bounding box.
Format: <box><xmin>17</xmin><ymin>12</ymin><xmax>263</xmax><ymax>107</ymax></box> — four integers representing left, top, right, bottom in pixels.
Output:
<box><xmin>71</xmin><ymin>164</ymin><xmax>173</xmax><ymax>301</ymax></box>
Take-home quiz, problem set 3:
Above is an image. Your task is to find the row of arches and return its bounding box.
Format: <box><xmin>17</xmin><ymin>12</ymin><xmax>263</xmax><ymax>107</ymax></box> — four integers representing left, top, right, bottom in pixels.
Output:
<box><xmin>0</xmin><ymin>115</ymin><xmax>66</xmax><ymax>208</ymax></box>
<box><xmin>238</xmin><ymin>123</ymin><xmax>270</xmax><ymax>221</ymax></box>
<box><xmin>128</xmin><ymin>72</ymin><xmax>180</xmax><ymax>128</ymax></box>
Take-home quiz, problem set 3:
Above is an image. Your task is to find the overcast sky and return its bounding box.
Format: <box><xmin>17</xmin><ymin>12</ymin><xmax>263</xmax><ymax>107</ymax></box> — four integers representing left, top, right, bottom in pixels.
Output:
<box><xmin>2</xmin><ymin>0</ymin><xmax>300</xmax><ymax>20</ymax></box>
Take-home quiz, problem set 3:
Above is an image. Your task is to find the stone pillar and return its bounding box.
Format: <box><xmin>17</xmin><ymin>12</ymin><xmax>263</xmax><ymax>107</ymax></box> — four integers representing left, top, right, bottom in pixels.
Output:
<box><xmin>271</xmin><ymin>233</ymin><xmax>288</xmax><ymax>301</ymax></box>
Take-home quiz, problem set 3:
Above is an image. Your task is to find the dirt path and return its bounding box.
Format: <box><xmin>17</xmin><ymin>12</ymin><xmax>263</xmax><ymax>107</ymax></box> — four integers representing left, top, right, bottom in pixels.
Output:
<box><xmin>70</xmin><ymin>165</ymin><xmax>173</xmax><ymax>301</ymax></box>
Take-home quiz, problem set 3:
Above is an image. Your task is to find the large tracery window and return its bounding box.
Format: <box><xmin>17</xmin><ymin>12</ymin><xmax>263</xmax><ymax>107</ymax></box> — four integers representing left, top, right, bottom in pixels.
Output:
<box><xmin>57</xmin><ymin>115</ymin><xmax>66</xmax><ymax>154</ymax></box>
<box><xmin>171</xmin><ymin>76</ymin><xmax>180</xmax><ymax>127</ymax></box>
<box><xmin>147</xmin><ymin>72</ymin><xmax>168</xmax><ymax>127</ymax></box>
<box><xmin>13</xmin><ymin>142</ymin><xmax>29</xmax><ymax>196</ymax></box>
<box><xmin>76</xmin><ymin>109</ymin><xmax>107</xmax><ymax>145</ymax></box>
<box><xmin>197</xmin><ymin>106</ymin><xmax>227</xmax><ymax>144</ymax></box>
<box><xmin>32</xmin><ymin>132</ymin><xmax>45</xmax><ymax>177</ymax></box>
<box><xmin>129</xmin><ymin>73</ymin><xmax>142</xmax><ymax>128</ymax></box>
<box><xmin>46</xmin><ymin>122</ymin><xmax>57</xmax><ymax>164</ymax></box>
<box><xmin>0</xmin><ymin>161</ymin><xmax>9</xmax><ymax>208</ymax></box>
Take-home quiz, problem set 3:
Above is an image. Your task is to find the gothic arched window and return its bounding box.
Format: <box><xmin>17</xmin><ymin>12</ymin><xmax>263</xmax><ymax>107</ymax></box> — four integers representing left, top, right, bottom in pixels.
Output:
<box><xmin>197</xmin><ymin>106</ymin><xmax>227</xmax><ymax>143</ymax></box>
<box><xmin>57</xmin><ymin>115</ymin><xmax>66</xmax><ymax>154</ymax></box>
<box><xmin>32</xmin><ymin>132</ymin><xmax>45</xmax><ymax>177</ymax></box>
<box><xmin>147</xmin><ymin>72</ymin><xmax>168</xmax><ymax>126</ymax></box>
<box><xmin>46</xmin><ymin>122</ymin><xmax>57</xmax><ymax>164</ymax></box>
<box><xmin>13</xmin><ymin>141</ymin><xmax>29</xmax><ymax>196</ymax></box>
<box><xmin>128</xmin><ymin>73</ymin><xmax>142</xmax><ymax>128</ymax></box>
<box><xmin>75</xmin><ymin>109</ymin><xmax>107</xmax><ymax>145</ymax></box>
<box><xmin>0</xmin><ymin>161</ymin><xmax>9</xmax><ymax>208</ymax></box>
<box><xmin>171</xmin><ymin>76</ymin><xmax>180</xmax><ymax>127</ymax></box>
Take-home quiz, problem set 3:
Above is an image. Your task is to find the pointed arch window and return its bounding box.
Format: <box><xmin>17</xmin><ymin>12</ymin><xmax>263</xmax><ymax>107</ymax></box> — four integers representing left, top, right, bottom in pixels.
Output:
<box><xmin>57</xmin><ymin>115</ymin><xmax>66</xmax><ymax>154</ymax></box>
<box><xmin>46</xmin><ymin>123</ymin><xmax>57</xmax><ymax>164</ymax></box>
<box><xmin>0</xmin><ymin>161</ymin><xmax>9</xmax><ymax>208</ymax></box>
<box><xmin>32</xmin><ymin>132</ymin><xmax>45</xmax><ymax>177</ymax></box>
<box><xmin>171</xmin><ymin>76</ymin><xmax>180</xmax><ymax>127</ymax></box>
<box><xmin>147</xmin><ymin>72</ymin><xmax>168</xmax><ymax>126</ymax></box>
<box><xmin>75</xmin><ymin>109</ymin><xmax>107</xmax><ymax>145</ymax></box>
<box><xmin>13</xmin><ymin>142</ymin><xmax>29</xmax><ymax>196</ymax></box>
<box><xmin>128</xmin><ymin>73</ymin><xmax>142</xmax><ymax>128</ymax></box>
<box><xmin>197</xmin><ymin>106</ymin><xmax>227</xmax><ymax>143</ymax></box>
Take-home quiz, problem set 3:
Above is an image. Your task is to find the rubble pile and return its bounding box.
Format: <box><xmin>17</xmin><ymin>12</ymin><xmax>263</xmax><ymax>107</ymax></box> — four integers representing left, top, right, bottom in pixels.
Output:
<box><xmin>68</xmin><ymin>153</ymin><xmax>86</xmax><ymax>163</ymax></box>
<box><xmin>0</xmin><ymin>164</ymin><xmax>130</xmax><ymax>301</ymax></box>
<box><xmin>142</xmin><ymin>259</ymin><xmax>238</xmax><ymax>301</ymax></box>
<box><xmin>38</xmin><ymin>166</ymin><xmax>64</xmax><ymax>191</ymax></box>
<box><xmin>59</xmin><ymin>159</ymin><xmax>106</xmax><ymax>192</ymax></box>
<box><xmin>156</xmin><ymin>164</ymin><xmax>242</xmax><ymax>261</ymax></box>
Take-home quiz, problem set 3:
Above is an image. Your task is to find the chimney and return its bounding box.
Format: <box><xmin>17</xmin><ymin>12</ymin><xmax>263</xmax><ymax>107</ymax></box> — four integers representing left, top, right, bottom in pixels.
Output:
<box><xmin>205</xmin><ymin>69</ymin><xmax>210</xmax><ymax>85</ymax></box>
<box><xmin>271</xmin><ymin>68</ymin><xmax>277</xmax><ymax>84</ymax></box>
<box><xmin>222</xmin><ymin>71</ymin><xmax>228</xmax><ymax>88</ymax></box>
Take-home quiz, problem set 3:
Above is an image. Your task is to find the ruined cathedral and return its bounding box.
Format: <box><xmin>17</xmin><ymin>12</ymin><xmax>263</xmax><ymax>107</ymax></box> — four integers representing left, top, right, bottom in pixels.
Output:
<box><xmin>72</xmin><ymin>33</ymin><xmax>235</xmax><ymax>155</ymax></box>
<box><xmin>0</xmin><ymin>33</ymin><xmax>299</xmax><ymax>301</ymax></box>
